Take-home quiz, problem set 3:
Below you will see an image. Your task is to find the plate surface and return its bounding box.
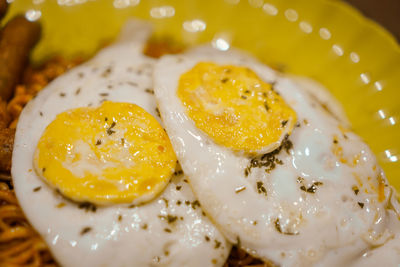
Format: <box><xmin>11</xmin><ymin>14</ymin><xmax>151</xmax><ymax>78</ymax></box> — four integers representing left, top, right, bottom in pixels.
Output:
<box><xmin>7</xmin><ymin>0</ymin><xmax>400</xmax><ymax>191</ymax></box>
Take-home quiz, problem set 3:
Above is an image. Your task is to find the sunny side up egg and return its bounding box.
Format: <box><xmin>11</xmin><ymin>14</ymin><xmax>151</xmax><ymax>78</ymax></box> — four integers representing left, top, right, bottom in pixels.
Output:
<box><xmin>12</xmin><ymin>21</ymin><xmax>230</xmax><ymax>267</ymax></box>
<box><xmin>153</xmin><ymin>46</ymin><xmax>400</xmax><ymax>266</ymax></box>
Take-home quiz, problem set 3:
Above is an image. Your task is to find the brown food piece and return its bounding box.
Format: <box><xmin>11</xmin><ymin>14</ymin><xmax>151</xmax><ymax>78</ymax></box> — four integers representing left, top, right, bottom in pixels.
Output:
<box><xmin>0</xmin><ymin>99</ymin><xmax>10</xmax><ymax>128</ymax></box>
<box><xmin>143</xmin><ymin>38</ymin><xmax>185</xmax><ymax>58</ymax></box>
<box><xmin>224</xmin><ymin>246</ymin><xmax>274</xmax><ymax>267</ymax></box>
<box><xmin>0</xmin><ymin>127</ymin><xmax>14</xmax><ymax>172</ymax></box>
<box><xmin>0</xmin><ymin>0</ymin><xmax>7</xmax><ymax>20</ymax></box>
<box><xmin>0</xmin><ymin>15</ymin><xmax>41</xmax><ymax>101</ymax></box>
<box><xmin>0</xmin><ymin>0</ymin><xmax>8</xmax><ymax>21</ymax></box>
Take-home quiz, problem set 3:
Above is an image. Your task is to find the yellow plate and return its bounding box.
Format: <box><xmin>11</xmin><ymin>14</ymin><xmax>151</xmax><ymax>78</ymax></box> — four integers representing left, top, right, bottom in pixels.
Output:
<box><xmin>6</xmin><ymin>0</ymin><xmax>400</xmax><ymax>191</ymax></box>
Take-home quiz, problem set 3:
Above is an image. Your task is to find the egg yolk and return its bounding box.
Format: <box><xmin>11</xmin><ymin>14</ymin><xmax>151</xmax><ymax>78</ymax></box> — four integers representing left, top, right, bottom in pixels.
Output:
<box><xmin>34</xmin><ymin>101</ymin><xmax>177</xmax><ymax>205</ymax></box>
<box><xmin>177</xmin><ymin>62</ymin><xmax>297</xmax><ymax>154</ymax></box>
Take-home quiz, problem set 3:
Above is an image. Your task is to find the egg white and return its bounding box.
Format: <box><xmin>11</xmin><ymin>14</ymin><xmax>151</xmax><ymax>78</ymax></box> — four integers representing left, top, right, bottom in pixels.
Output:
<box><xmin>12</xmin><ymin>21</ymin><xmax>230</xmax><ymax>267</ymax></box>
<box><xmin>153</xmin><ymin>46</ymin><xmax>400</xmax><ymax>266</ymax></box>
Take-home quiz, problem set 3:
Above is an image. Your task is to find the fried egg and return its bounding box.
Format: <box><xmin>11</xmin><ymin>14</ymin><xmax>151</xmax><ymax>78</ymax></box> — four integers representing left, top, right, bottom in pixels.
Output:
<box><xmin>12</xmin><ymin>21</ymin><xmax>230</xmax><ymax>267</ymax></box>
<box><xmin>153</xmin><ymin>46</ymin><xmax>400</xmax><ymax>266</ymax></box>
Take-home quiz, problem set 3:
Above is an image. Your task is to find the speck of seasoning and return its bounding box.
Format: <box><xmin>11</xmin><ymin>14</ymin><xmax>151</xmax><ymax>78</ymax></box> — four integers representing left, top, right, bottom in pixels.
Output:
<box><xmin>205</xmin><ymin>236</ymin><xmax>210</xmax><ymax>242</ymax></box>
<box><xmin>176</xmin><ymin>200</ymin><xmax>182</xmax><ymax>205</ymax></box>
<box><xmin>56</xmin><ymin>203</ymin><xmax>66</xmax><ymax>208</ymax></box>
<box><xmin>183</xmin><ymin>179</ymin><xmax>188</xmax><ymax>183</ymax></box>
<box><xmin>176</xmin><ymin>185</ymin><xmax>182</xmax><ymax>191</ymax></box>
<box><xmin>244</xmin><ymin>90</ymin><xmax>250</xmax><ymax>94</ymax></box>
<box><xmin>212</xmin><ymin>259</ymin><xmax>218</xmax><ymax>264</ymax></box>
<box><xmin>202</xmin><ymin>211</ymin><xmax>206</xmax><ymax>216</ymax></box>
<box><xmin>274</xmin><ymin>219</ymin><xmax>282</xmax><ymax>233</ymax></box>
<box><xmin>39</xmin><ymin>111</ymin><xmax>43</xmax><ymax>116</ymax></box>
<box><xmin>256</xmin><ymin>181</ymin><xmax>267</xmax><ymax>196</ymax></box>
<box><xmin>191</xmin><ymin>200</ymin><xmax>201</xmax><ymax>209</ymax></box>
<box><xmin>106</xmin><ymin>121</ymin><xmax>116</xmax><ymax>135</ymax></box>
<box><xmin>297</xmin><ymin>177</ymin><xmax>304</xmax><ymax>183</ymax></box>
<box><xmin>99</xmin><ymin>93</ymin><xmax>109</xmax><ymax>97</ymax></box>
<box><xmin>80</xmin><ymin>227</ymin><xmax>92</xmax><ymax>235</ymax></box>
<box><xmin>244</xmin><ymin>167</ymin><xmax>250</xmax><ymax>177</ymax></box>
<box><xmin>107</xmin><ymin>85</ymin><xmax>113</xmax><ymax>89</ymax></box>
<box><xmin>274</xmin><ymin>218</ymin><xmax>299</xmax><ymax>235</ymax></box>
<box><xmin>352</xmin><ymin>186</ymin><xmax>360</xmax><ymax>195</ymax></box>
<box><xmin>159</xmin><ymin>215</ymin><xmax>178</xmax><ymax>224</ymax></box>
<box><xmin>101</xmin><ymin>67</ymin><xmax>112</xmax><ymax>78</ymax></box>
<box><xmin>358</xmin><ymin>202</ymin><xmax>364</xmax><ymax>208</ymax></box>
<box><xmin>241</xmin><ymin>95</ymin><xmax>247</xmax><ymax>100</ymax></box>
<box><xmin>96</xmin><ymin>139</ymin><xmax>102</xmax><ymax>146</ymax></box>
<box><xmin>78</xmin><ymin>202</ymin><xmax>97</xmax><ymax>212</ymax></box>
<box><xmin>174</xmin><ymin>170</ymin><xmax>183</xmax><ymax>176</ymax></box>
<box><xmin>128</xmin><ymin>204</ymin><xmax>136</xmax><ymax>208</ymax></box>
<box><xmin>88</xmin><ymin>103</ymin><xmax>93</xmax><ymax>107</ymax></box>
<box><xmin>281</xmin><ymin>120</ymin><xmax>288</xmax><ymax>127</ymax></box>
<box><xmin>105</xmin><ymin>117</ymin><xmax>108</xmax><ymax>121</ymax></box>
<box><xmin>125</xmin><ymin>81</ymin><xmax>137</xmax><ymax>87</ymax></box>
<box><xmin>118</xmin><ymin>215</ymin><xmax>122</xmax><ymax>222</ymax></box>
<box><xmin>185</xmin><ymin>200</ymin><xmax>190</xmax><ymax>205</ymax></box>
<box><xmin>145</xmin><ymin>88</ymin><xmax>154</xmax><ymax>94</ymax></box>
<box><xmin>78</xmin><ymin>72</ymin><xmax>84</xmax><ymax>78</ymax></box>
<box><xmin>121</xmin><ymin>138</ymin><xmax>125</xmax><ymax>145</ymax></box>
<box><xmin>141</xmin><ymin>223</ymin><xmax>148</xmax><ymax>230</ymax></box>
<box><xmin>167</xmin><ymin>215</ymin><xmax>177</xmax><ymax>223</ymax></box>
<box><xmin>333</xmin><ymin>139</ymin><xmax>338</xmax><ymax>144</ymax></box>
<box><xmin>235</xmin><ymin>186</ymin><xmax>246</xmax><ymax>193</ymax></box>
<box><xmin>252</xmin><ymin>220</ymin><xmax>257</xmax><ymax>225</ymax></box>
<box><xmin>164</xmin><ymin>228</ymin><xmax>172</xmax><ymax>233</ymax></box>
<box><xmin>33</xmin><ymin>186</ymin><xmax>41</xmax><ymax>192</ymax></box>
<box><xmin>264</xmin><ymin>102</ymin><xmax>269</xmax><ymax>111</ymax></box>
<box><xmin>303</xmin><ymin>119</ymin><xmax>309</xmax><ymax>125</ymax></box>
<box><xmin>164</xmin><ymin>251</ymin><xmax>170</xmax><ymax>256</ymax></box>
<box><xmin>221</xmin><ymin>78</ymin><xmax>229</xmax><ymax>83</ymax></box>
<box><xmin>343</xmin><ymin>134</ymin><xmax>348</xmax><ymax>139</ymax></box>
<box><xmin>295</xmin><ymin>122</ymin><xmax>301</xmax><ymax>128</ymax></box>
<box><xmin>155</xmin><ymin>107</ymin><xmax>161</xmax><ymax>118</ymax></box>
<box><xmin>161</xmin><ymin>198</ymin><xmax>169</xmax><ymax>208</ymax></box>
<box><xmin>42</xmin><ymin>167</ymin><xmax>46</xmax><ymax>173</ymax></box>
<box><xmin>300</xmin><ymin>185</ymin><xmax>307</xmax><ymax>191</ymax></box>
<box><xmin>281</xmin><ymin>134</ymin><xmax>293</xmax><ymax>153</ymax></box>
<box><xmin>214</xmin><ymin>240</ymin><xmax>221</xmax><ymax>249</ymax></box>
<box><xmin>306</xmin><ymin>184</ymin><xmax>317</xmax><ymax>193</ymax></box>
<box><xmin>59</xmin><ymin>92</ymin><xmax>66</xmax><ymax>97</ymax></box>
<box><xmin>75</xmin><ymin>88</ymin><xmax>81</xmax><ymax>95</ymax></box>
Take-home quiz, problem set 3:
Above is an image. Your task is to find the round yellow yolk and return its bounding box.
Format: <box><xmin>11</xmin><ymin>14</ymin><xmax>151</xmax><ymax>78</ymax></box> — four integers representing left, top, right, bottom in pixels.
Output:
<box><xmin>177</xmin><ymin>62</ymin><xmax>297</xmax><ymax>154</ymax></box>
<box><xmin>34</xmin><ymin>101</ymin><xmax>177</xmax><ymax>205</ymax></box>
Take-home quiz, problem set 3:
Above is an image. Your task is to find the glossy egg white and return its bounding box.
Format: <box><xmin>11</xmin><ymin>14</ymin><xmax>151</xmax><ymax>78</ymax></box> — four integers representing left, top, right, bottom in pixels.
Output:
<box><xmin>12</xmin><ymin>21</ymin><xmax>230</xmax><ymax>267</ymax></box>
<box><xmin>153</xmin><ymin>46</ymin><xmax>400</xmax><ymax>266</ymax></box>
